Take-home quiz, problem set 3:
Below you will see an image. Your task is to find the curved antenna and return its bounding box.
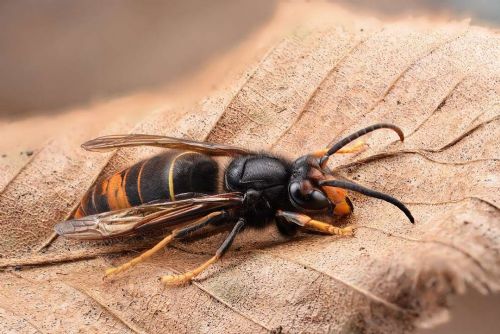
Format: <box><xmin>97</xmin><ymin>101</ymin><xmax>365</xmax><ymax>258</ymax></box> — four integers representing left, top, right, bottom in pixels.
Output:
<box><xmin>319</xmin><ymin>123</ymin><xmax>404</xmax><ymax>167</ymax></box>
<box><xmin>319</xmin><ymin>179</ymin><xmax>414</xmax><ymax>224</ymax></box>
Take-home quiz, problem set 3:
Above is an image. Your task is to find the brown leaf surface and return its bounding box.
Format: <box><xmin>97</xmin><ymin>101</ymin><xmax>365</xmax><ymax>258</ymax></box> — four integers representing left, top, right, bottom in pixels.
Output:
<box><xmin>1</xmin><ymin>16</ymin><xmax>499</xmax><ymax>334</ymax></box>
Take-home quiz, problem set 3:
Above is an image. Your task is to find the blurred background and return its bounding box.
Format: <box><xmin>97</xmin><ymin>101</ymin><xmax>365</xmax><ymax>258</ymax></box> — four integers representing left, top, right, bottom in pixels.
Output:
<box><xmin>0</xmin><ymin>0</ymin><xmax>499</xmax><ymax>118</ymax></box>
<box><xmin>0</xmin><ymin>0</ymin><xmax>276</xmax><ymax>117</ymax></box>
<box><xmin>0</xmin><ymin>2</ymin><xmax>499</xmax><ymax>333</ymax></box>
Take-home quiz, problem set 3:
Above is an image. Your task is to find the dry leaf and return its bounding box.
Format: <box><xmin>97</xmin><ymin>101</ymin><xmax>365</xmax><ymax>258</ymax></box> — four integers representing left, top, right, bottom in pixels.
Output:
<box><xmin>1</xmin><ymin>19</ymin><xmax>499</xmax><ymax>334</ymax></box>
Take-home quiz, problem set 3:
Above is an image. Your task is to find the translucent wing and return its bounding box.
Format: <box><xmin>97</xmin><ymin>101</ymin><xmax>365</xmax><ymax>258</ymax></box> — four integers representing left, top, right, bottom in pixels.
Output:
<box><xmin>55</xmin><ymin>193</ymin><xmax>243</xmax><ymax>240</ymax></box>
<box><xmin>81</xmin><ymin>134</ymin><xmax>254</xmax><ymax>156</ymax></box>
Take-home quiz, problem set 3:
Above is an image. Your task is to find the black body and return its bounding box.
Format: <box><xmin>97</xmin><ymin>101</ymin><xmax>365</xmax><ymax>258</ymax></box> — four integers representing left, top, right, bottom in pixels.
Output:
<box><xmin>224</xmin><ymin>154</ymin><xmax>293</xmax><ymax>228</ymax></box>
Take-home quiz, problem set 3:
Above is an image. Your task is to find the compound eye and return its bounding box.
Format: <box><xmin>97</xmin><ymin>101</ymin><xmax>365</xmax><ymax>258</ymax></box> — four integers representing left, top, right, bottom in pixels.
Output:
<box><xmin>289</xmin><ymin>181</ymin><xmax>330</xmax><ymax>211</ymax></box>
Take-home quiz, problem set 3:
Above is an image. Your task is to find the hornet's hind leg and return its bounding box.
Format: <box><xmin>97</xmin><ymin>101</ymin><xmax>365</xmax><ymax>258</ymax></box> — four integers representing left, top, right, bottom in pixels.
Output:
<box><xmin>162</xmin><ymin>217</ymin><xmax>246</xmax><ymax>285</ymax></box>
<box><xmin>104</xmin><ymin>211</ymin><xmax>227</xmax><ymax>278</ymax></box>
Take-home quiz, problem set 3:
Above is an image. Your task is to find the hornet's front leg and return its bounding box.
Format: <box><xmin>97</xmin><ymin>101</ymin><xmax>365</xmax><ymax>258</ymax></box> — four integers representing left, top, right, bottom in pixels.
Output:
<box><xmin>276</xmin><ymin>210</ymin><xmax>355</xmax><ymax>236</ymax></box>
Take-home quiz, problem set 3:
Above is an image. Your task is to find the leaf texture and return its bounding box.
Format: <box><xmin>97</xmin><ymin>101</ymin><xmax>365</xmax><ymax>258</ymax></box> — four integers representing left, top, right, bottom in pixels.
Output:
<box><xmin>0</xmin><ymin>19</ymin><xmax>499</xmax><ymax>334</ymax></box>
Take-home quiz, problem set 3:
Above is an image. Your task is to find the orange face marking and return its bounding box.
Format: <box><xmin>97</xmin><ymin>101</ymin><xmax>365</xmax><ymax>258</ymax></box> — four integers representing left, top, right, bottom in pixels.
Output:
<box><xmin>322</xmin><ymin>185</ymin><xmax>346</xmax><ymax>204</ymax></box>
<box><xmin>333</xmin><ymin>198</ymin><xmax>352</xmax><ymax>216</ymax></box>
<box><xmin>322</xmin><ymin>185</ymin><xmax>352</xmax><ymax>216</ymax></box>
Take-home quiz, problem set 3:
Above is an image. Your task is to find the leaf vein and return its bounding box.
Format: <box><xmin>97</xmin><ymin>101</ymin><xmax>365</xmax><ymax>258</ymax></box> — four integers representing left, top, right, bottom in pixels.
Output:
<box><xmin>256</xmin><ymin>250</ymin><xmax>413</xmax><ymax>314</ymax></box>
<box><xmin>270</xmin><ymin>33</ymin><xmax>370</xmax><ymax>149</ymax></box>
<box><xmin>64</xmin><ymin>282</ymin><xmax>147</xmax><ymax>334</ymax></box>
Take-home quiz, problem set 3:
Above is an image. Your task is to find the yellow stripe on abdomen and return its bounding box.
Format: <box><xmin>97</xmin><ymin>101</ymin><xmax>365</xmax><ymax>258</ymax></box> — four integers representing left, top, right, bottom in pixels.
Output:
<box><xmin>168</xmin><ymin>151</ymin><xmax>197</xmax><ymax>201</ymax></box>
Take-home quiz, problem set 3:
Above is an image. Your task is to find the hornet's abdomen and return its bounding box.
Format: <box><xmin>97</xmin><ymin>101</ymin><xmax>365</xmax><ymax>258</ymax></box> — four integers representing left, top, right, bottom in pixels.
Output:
<box><xmin>74</xmin><ymin>151</ymin><xmax>219</xmax><ymax>218</ymax></box>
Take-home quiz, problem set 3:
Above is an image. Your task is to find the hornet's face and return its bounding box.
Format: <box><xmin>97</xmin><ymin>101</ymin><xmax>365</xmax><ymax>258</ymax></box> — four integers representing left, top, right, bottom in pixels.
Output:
<box><xmin>288</xmin><ymin>154</ymin><xmax>353</xmax><ymax>216</ymax></box>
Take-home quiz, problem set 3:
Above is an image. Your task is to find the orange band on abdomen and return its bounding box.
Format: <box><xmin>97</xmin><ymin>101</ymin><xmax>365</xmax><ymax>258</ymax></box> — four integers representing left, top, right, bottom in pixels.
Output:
<box><xmin>106</xmin><ymin>172</ymin><xmax>131</xmax><ymax>210</ymax></box>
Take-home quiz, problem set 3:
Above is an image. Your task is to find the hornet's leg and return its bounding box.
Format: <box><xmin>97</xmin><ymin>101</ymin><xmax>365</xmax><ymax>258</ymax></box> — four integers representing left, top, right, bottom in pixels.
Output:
<box><xmin>335</xmin><ymin>139</ymin><xmax>366</xmax><ymax>153</ymax></box>
<box><xmin>312</xmin><ymin>140</ymin><xmax>366</xmax><ymax>158</ymax></box>
<box><xmin>276</xmin><ymin>210</ymin><xmax>355</xmax><ymax>236</ymax></box>
<box><xmin>105</xmin><ymin>211</ymin><xmax>226</xmax><ymax>278</ymax></box>
<box><xmin>162</xmin><ymin>217</ymin><xmax>246</xmax><ymax>285</ymax></box>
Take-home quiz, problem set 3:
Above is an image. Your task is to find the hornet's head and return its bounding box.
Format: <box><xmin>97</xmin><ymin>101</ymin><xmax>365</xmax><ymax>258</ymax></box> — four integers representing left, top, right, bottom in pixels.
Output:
<box><xmin>288</xmin><ymin>153</ymin><xmax>353</xmax><ymax>216</ymax></box>
<box><xmin>287</xmin><ymin>123</ymin><xmax>414</xmax><ymax>223</ymax></box>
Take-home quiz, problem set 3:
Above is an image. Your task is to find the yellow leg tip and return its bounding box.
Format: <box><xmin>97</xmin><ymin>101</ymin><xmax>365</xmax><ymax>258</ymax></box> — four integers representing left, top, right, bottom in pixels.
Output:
<box><xmin>104</xmin><ymin>267</ymin><xmax>119</xmax><ymax>278</ymax></box>
<box><xmin>342</xmin><ymin>226</ymin><xmax>356</xmax><ymax>236</ymax></box>
<box><xmin>161</xmin><ymin>273</ymin><xmax>193</xmax><ymax>285</ymax></box>
<box><xmin>330</xmin><ymin>225</ymin><xmax>355</xmax><ymax>236</ymax></box>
